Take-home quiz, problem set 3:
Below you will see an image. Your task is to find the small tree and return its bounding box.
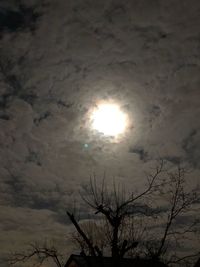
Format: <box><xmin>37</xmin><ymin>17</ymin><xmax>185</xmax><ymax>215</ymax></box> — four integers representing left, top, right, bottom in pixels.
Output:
<box><xmin>10</xmin><ymin>241</ymin><xmax>64</xmax><ymax>267</ymax></box>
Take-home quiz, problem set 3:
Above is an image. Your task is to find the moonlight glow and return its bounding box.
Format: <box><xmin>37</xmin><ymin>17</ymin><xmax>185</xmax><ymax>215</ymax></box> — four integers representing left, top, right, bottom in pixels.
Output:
<box><xmin>91</xmin><ymin>103</ymin><xmax>128</xmax><ymax>136</ymax></box>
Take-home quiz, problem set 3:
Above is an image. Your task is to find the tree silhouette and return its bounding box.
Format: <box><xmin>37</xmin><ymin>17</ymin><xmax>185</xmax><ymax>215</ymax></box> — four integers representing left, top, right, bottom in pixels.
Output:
<box><xmin>67</xmin><ymin>163</ymin><xmax>200</xmax><ymax>266</ymax></box>
<box><xmin>10</xmin><ymin>241</ymin><xmax>64</xmax><ymax>267</ymax></box>
<box><xmin>10</xmin><ymin>161</ymin><xmax>200</xmax><ymax>267</ymax></box>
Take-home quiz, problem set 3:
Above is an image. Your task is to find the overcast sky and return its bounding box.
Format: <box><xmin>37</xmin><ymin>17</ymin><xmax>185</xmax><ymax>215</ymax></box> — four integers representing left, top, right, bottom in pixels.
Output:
<box><xmin>0</xmin><ymin>0</ymin><xmax>200</xmax><ymax>266</ymax></box>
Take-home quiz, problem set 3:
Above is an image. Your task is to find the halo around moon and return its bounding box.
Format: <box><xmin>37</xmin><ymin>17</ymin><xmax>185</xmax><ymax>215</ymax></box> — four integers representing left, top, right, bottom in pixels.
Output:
<box><xmin>90</xmin><ymin>102</ymin><xmax>128</xmax><ymax>137</ymax></box>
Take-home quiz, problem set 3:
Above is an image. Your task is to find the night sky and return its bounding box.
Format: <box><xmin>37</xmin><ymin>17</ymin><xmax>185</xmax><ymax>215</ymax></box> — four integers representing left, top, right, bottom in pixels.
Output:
<box><xmin>0</xmin><ymin>0</ymin><xmax>200</xmax><ymax>266</ymax></box>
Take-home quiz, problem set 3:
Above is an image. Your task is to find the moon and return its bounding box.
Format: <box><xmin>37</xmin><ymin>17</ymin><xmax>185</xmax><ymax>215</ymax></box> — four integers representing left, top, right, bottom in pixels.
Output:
<box><xmin>90</xmin><ymin>102</ymin><xmax>128</xmax><ymax>137</ymax></box>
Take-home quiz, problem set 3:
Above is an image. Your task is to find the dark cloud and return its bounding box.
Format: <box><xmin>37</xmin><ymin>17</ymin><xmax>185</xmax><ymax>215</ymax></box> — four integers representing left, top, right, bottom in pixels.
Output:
<box><xmin>33</xmin><ymin>110</ymin><xmax>51</xmax><ymax>126</ymax></box>
<box><xmin>0</xmin><ymin>58</ymin><xmax>22</xmax><ymax>109</ymax></box>
<box><xmin>182</xmin><ymin>129</ymin><xmax>200</xmax><ymax>168</ymax></box>
<box><xmin>163</xmin><ymin>156</ymin><xmax>181</xmax><ymax>165</ymax></box>
<box><xmin>129</xmin><ymin>146</ymin><xmax>149</xmax><ymax>162</ymax></box>
<box><xmin>0</xmin><ymin>56</ymin><xmax>38</xmax><ymax>110</ymax></box>
<box><xmin>25</xmin><ymin>149</ymin><xmax>42</xmax><ymax>166</ymax></box>
<box><xmin>125</xmin><ymin>203</ymin><xmax>168</xmax><ymax>217</ymax></box>
<box><xmin>0</xmin><ymin>3</ymin><xmax>40</xmax><ymax>34</ymax></box>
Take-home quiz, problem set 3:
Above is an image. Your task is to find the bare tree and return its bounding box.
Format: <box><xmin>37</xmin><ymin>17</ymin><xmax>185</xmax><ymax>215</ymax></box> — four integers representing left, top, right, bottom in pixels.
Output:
<box><xmin>10</xmin><ymin>161</ymin><xmax>200</xmax><ymax>267</ymax></box>
<box><xmin>67</xmin><ymin>161</ymin><xmax>165</xmax><ymax>266</ymax></box>
<box><xmin>10</xmin><ymin>241</ymin><xmax>64</xmax><ymax>267</ymax></box>
<box><xmin>70</xmin><ymin>220</ymin><xmax>108</xmax><ymax>255</ymax></box>
<box><xmin>141</xmin><ymin>166</ymin><xmax>200</xmax><ymax>264</ymax></box>
<box><xmin>67</xmin><ymin>163</ymin><xmax>200</xmax><ymax>266</ymax></box>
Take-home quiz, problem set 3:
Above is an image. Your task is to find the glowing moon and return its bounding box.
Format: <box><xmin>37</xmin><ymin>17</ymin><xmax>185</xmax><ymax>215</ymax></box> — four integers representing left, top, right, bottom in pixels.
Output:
<box><xmin>91</xmin><ymin>103</ymin><xmax>128</xmax><ymax>137</ymax></box>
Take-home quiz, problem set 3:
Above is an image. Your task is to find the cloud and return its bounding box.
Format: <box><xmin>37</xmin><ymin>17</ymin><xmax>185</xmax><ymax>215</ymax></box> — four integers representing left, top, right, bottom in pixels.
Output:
<box><xmin>182</xmin><ymin>129</ymin><xmax>200</xmax><ymax>168</ymax></box>
<box><xmin>0</xmin><ymin>1</ymin><xmax>41</xmax><ymax>34</ymax></box>
<box><xmin>129</xmin><ymin>146</ymin><xmax>149</xmax><ymax>162</ymax></box>
<box><xmin>0</xmin><ymin>205</ymin><xmax>73</xmax><ymax>267</ymax></box>
<box><xmin>0</xmin><ymin>0</ymin><xmax>200</xmax><ymax>262</ymax></box>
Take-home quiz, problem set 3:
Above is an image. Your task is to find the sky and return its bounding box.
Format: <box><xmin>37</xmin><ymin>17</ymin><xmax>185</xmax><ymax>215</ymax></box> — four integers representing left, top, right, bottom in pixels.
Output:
<box><xmin>0</xmin><ymin>0</ymin><xmax>200</xmax><ymax>266</ymax></box>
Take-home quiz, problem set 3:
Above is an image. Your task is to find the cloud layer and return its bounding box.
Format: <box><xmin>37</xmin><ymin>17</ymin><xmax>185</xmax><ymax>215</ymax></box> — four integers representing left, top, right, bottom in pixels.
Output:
<box><xmin>0</xmin><ymin>0</ymin><xmax>200</xmax><ymax>265</ymax></box>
